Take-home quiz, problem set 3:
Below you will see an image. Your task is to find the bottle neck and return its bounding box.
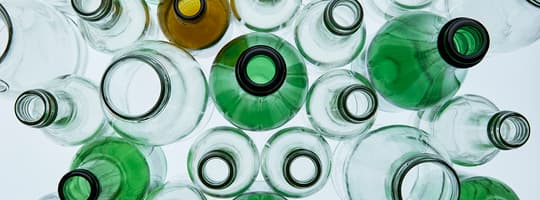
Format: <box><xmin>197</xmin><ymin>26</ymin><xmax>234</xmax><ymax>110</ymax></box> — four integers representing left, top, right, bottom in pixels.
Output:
<box><xmin>487</xmin><ymin>111</ymin><xmax>530</xmax><ymax>150</ymax></box>
<box><xmin>336</xmin><ymin>84</ymin><xmax>378</xmax><ymax>123</ymax></box>
<box><xmin>14</xmin><ymin>89</ymin><xmax>75</xmax><ymax>128</ymax></box>
<box><xmin>71</xmin><ymin>0</ymin><xmax>120</xmax><ymax>28</ymax></box>
<box><xmin>322</xmin><ymin>0</ymin><xmax>363</xmax><ymax>36</ymax></box>
<box><xmin>197</xmin><ymin>150</ymin><xmax>237</xmax><ymax>189</ymax></box>
<box><xmin>235</xmin><ymin>45</ymin><xmax>287</xmax><ymax>96</ymax></box>
<box><xmin>174</xmin><ymin>0</ymin><xmax>207</xmax><ymax>21</ymax></box>
<box><xmin>438</xmin><ymin>17</ymin><xmax>490</xmax><ymax>68</ymax></box>
<box><xmin>528</xmin><ymin>0</ymin><xmax>540</xmax><ymax>7</ymax></box>
<box><xmin>59</xmin><ymin>159</ymin><xmax>122</xmax><ymax>200</ymax></box>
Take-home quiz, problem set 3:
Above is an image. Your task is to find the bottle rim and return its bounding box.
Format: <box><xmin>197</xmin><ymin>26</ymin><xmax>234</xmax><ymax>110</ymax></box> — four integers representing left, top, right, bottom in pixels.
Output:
<box><xmin>337</xmin><ymin>84</ymin><xmax>378</xmax><ymax>123</ymax></box>
<box><xmin>235</xmin><ymin>45</ymin><xmax>287</xmax><ymax>96</ymax></box>
<box><xmin>14</xmin><ymin>89</ymin><xmax>58</xmax><ymax>128</ymax></box>
<box><xmin>438</xmin><ymin>17</ymin><xmax>490</xmax><ymax>68</ymax></box>
<box><xmin>283</xmin><ymin>149</ymin><xmax>322</xmax><ymax>188</ymax></box>
<box><xmin>174</xmin><ymin>0</ymin><xmax>207</xmax><ymax>21</ymax></box>
<box><xmin>323</xmin><ymin>0</ymin><xmax>364</xmax><ymax>36</ymax></box>
<box><xmin>71</xmin><ymin>0</ymin><xmax>113</xmax><ymax>21</ymax></box>
<box><xmin>527</xmin><ymin>0</ymin><xmax>540</xmax><ymax>7</ymax></box>
<box><xmin>0</xmin><ymin>3</ymin><xmax>12</xmax><ymax>64</ymax></box>
<box><xmin>488</xmin><ymin>111</ymin><xmax>530</xmax><ymax>150</ymax></box>
<box><xmin>197</xmin><ymin>150</ymin><xmax>238</xmax><ymax>189</ymax></box>
<box><xmin>58</xmin><ymin>169</ymin><xmax>101</xmax><ymax>200</ymax></box>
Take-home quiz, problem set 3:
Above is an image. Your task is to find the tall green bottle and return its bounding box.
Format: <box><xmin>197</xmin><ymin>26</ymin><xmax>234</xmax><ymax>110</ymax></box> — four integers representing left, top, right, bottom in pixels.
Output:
<box><xmin>367</xmin><ymin>12</ymin><xmax>490</xmax><ymax>110</ymax></box>
<box><xmin>460</xmin><ymin>176</ymin><xmax>519</xmax><ymax>200</ymax></box>
<box><xmin>210</xmin><ymin>33</ymin><xmax>308</xmax><ymax>131</ymax></box>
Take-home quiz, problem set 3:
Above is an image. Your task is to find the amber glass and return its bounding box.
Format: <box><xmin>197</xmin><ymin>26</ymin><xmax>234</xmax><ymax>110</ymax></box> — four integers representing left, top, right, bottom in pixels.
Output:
<box><xmin>158</xmin><ymin>0</ymin><xmax>230</xmax><ymax>50</ymax></box>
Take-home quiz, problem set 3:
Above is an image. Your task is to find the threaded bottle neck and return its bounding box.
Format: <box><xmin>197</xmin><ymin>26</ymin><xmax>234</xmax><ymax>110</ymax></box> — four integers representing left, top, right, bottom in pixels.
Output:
<box><xmin>438</xmin><ymin>17</ymin><xmax>490</xmax><ymax>68</ymax></box>
<box><xmin>323</xmin><ymin>0</ymin><xmax>363</xmax><ymax>36</ymax></box>
<box><xmin>58</xmin><ymin>160</ymin><xmax>122</xmax><ymax>200</ymax></box>
<box><xmin>488</xmin><ymin>111</ymin><xmax>530</xmax><ymax>150</ymax></box>
<box><xmin>14</xmin><ymin>89</ymin><xmax>58</xmax><ymax>128</ymax></box>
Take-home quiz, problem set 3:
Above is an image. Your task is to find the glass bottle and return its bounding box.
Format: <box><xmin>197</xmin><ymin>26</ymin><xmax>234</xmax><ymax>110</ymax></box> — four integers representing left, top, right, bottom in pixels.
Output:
<box><xmin>0</xmin><ymin>0</ymin><xmax>87</xmax><ymax>95</ymax></box>
<box><xmin>234</xmin><ymin>192</ymin><xmax>287</xmax><ymax>200</ymax></box>
<box><xmin>333</xmin><ymin>125</ymin><xmax>460</xmax><ymax>200</ymax></box>
<box><xmin>363</xmin><ymin>0</ymin><xmax>448</xmax><ymax>20</ymax></box>
<box><xmin>39</xmin><ymin>193</ymin><xmax>60</xmax><ymax>200</ymax></box>
<box><xmin>158</xmin><ymin>0</ymin><xmax>230</xmax><ymax>50</ymax></box>
<box><xmin>367</xmin><ymin>12</ymin><xmax>490</xmax><ymax>110</ymax></box>
<box><xmin>188</xmin><ymin>127</ymin><xmax>260</xmax><ymax>198</ymax></box>
<box><xmin>100</xmin><ymin>40</ymin><xmax>209</xmax><ymax>146</ymax></box>
<box><xmin>71</xmin><ymin>0</ymin><xmax>155</xmax><ymax>52</ymax></box>
<box><xmin>58</xmin><ymin>137</ymin><xmax>167</xmax><ymax>200</ymax></box>
<box><xmin>414</xmin><ymin>94</ymin><xmax>530</xmax><ymax>166</ymax></box>
<box><xmin>14</xmin><ymin>75</ymin><xmax>108</xmax><ymax>146</ymax></box>
<box><xmin>231</xmin><ymin>0</ymin><xmax>301</xmax><ymax>32</ymax></box>
<box><xmin>448</xmin><ymin>0</ymin><xmax>540</xmax><ymax>52</ymax></box>
<box><xmin>210</xmin><ymin>33</ymin><xmax>308</xmax><ymax>131</ymax></box>
<box><xmin>261</xmin><ymin>127</ymin><xmax>331</xmax><ymax>198</ymax></box>
<box><xmin>295</xmin><ymin>0</ymin><xmax>366</xmax><ymax>68</ymax></box>
<box><xmin>147</xmin><ymin>182</ymin><xmax>207</xmax><ymax>200</ymax></box>
<box><xmin>306</xmin><ymin>69</ymin><xmax>377</xmax><ymax>139</ymax></box>
<box><xmin>459</xmin><ymin>175</ymin><xmax>519</xmax><ymax>200</ymax></box>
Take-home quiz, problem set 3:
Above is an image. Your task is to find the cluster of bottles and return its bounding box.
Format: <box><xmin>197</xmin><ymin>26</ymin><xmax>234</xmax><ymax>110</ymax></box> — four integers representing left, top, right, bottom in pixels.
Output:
<box><xmin>0</xmin><ymin>0</ymin><xmax>536</xmax><ymax>199</ymax></box>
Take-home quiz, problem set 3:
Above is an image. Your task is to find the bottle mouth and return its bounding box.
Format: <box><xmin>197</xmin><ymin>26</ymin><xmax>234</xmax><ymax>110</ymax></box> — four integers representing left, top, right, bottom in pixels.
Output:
<box><xmin>71</xmin><ymin>0</ymin><xmax>112</xmax><ymax>21</ymax></box>
<box><xmin>438</xmin><ymin>17</ymin><xmax>490</xmax><ymax>68</ymax></box>
<box><xmin>58</xmin><ymin>169</ymin><xmax>101</xmax><ymax>200</ymax></box>
<box><xmin>174</xmin><ymin>0</ymin><xmax>207</xmax><ymax>20</ymax></box>
<box><xmin>235</xmin><ymin>45</ymin><xmax>287</xmax><ymax>96</ymax></box>
<box><xmin>323</xmin><ymin>0</ymin><xmax>363</xmax><ymax>36</ymax></box>
<box><xmin>283</xmin><ymin>149</ymin><xmax>322</xmax><ymax>188</ymax></box>
<box><xmin>14</xmin><ymin>89</ymin><xmax>57</xmax><ymax>128</ymax></box>
<box><xmin>488</xmin><ymin>111</ymin><xmax>530</xmax><ymax>150</ymax></box>
<box><xmin>337</xmin><ymin>85</ymin><xmax>378</xmax><ymax>123</ymax></box>
<box><xmin>528</xmin><ymin>0</ymin><xmax>540</xmax><ymax>7</ymax></box>
<box><xmin>0</xmin><ymin>3</ymin><xmax>13</xmax><ymax>64</ymax></box>
<box><xmin>390</xmin><ymin>0</ymin><xmax>432</xmax><ymax>9</ymax></box>
<box><xmin>198</xmin><ymin>150</ymin><xmax>237</xmax><ymax>189</ymax></box>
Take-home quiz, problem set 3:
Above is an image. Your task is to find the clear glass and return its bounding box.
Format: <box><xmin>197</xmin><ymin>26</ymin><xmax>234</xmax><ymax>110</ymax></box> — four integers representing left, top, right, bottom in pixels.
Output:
<box><xmin>39</xmin><ymin>193</ymin><xmax>60</xmax><ymax>200</ymax></box>
<box><xmin>459</xmin><ymin>175</ymin><xmax>519</xmax><ymax>200</ymax></box>
<box><xmin>333</xmin><ymin>125</ymin><xmax>460</xmax><ymax>200</ymax></box>
<box><xmin>363</xmin><ymin>0</ymin><xmax>448</xmax><ymax>20</ymax></box>
<box><xmin>306</xmin><ymin>69</ymin><xmax>377</xmax><ymax>139</ymax></box>
<box><xmin>295</xmin><ymin>0</ymin><xmax>366</xmax><ymax>68</ymax></box>
<box><xmin>71</xmin><ymin>0</ymin><xmax>156</xmax><ymax>52</ymax></box>
<box><xmin>188</xmin><ymin>127</ymin><xmax>260</xmax><ymax>198</ymax></box>
<box><xmin>14</xmin><ymin>75</ymin><xmax>109</xmax><ymax>146</ymax></box>
<box><xmin>447</xmin><ymin>0</ymin><xmax>540</xmax><ymax>52</ymax></box>
<box><xmin>210</xmin><ymin>32</ymin><xmax>308</xmax><ymax>131</ymax></box>
<box><xmin>414</xmin><ymin>94</ymin><xmax>530</xmax><ymax>166</ymax></box>
<box><xmin>101</xmin><ymin>40</ymin><xmax>209</xmax><ymax>146</ymax></box>
<box><xmin>0</xmin><ymin>0</ymin><xmax>87</xmax><ymax>95</ymax></box>
<box><xmin>234</xmin><ymin>192</ymin><xmax>287</xmax><ymax>200</ymax></box>
<box><xmin>147</xmin><ymin>182</ymin><xmax>207</xmax><ymax>200</ymax></box>
<box><xmin>261</xmin><ymin>127</ymin><xmax>331</xmax><ymax>198</ymax></box>
<box><xmin>367</xmin><ymin>12</ymin><xmax>489</xmax><ymax>110</ymax></box>
<box><xmin>231</xmin><ymin>0</ymin><xmax>301</xmax><ymax>32</ymax></box>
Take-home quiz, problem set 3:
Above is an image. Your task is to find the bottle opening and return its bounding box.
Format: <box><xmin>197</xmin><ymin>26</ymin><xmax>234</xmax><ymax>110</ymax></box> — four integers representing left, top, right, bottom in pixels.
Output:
<box><xmin>324</xmin><ymin>0</ymin><xmax>363</xmax><ymax>35</ymax></box>
<box><xmin>14</xmin><ymin>89</ymin><xmax>57</xmax><ymax>128</ymax></box>
<box><xmin>58</xmin><ymin>169</ymin><xmax>100</xmax><ymax>200</ymax></box>
<box><xmin>283</xmin><ymin>149</ymin><xmax>322</xmax><ymax>188</ymax></box>
<box><xmin>71</xmin><ymin>0</ymin><xmax>112</xmax><ymax>21</ymax></box>
<box><xmin>101</xmin><ymin>55</ymin><xmax>171</xmax><ymax>121</ymax></box>
<box><xmin>235</xmin><ymin>45</ymin><xmax>287</xmax><ymax>96</ymax></box>
<box><xmin>488</xmin><ymin>111</ymin><xmax>530</xmax><ymax>150</ymax></box>
<box><xmin>390</xmin><ymin>0</ymin><xmax>432</xmax><ymax>9</ymax></box>
<box><xmin>175</xmin><ymin>0</ymin><xmax>207</xmax><ymax>20</ymax></box>
<box><xmin>527</xmin><ymin>0</ymin><xmax>540</xmax><ymax>7</ymax></box>
<box><xmin>0</xmin><ymin>3</ymin><xmax>13</xmax><ymax>64</ymax></box>
<box><xmin>438</xmin><ymin>17</ymin><xmax>489</xmax><ymax>68</ymax></box>
<box><xmin>198</xmin><ymin>150</ymin><xmax>237</xmax><ymax>189</ymax></box>
<box><xmin>338</xmin><ymin>85</ymin><xmax>378</xmax><ymax>123</ymax></box>
<box><xmin>246</xmin><ymin>55</ymin><xmax>277</xmax><ymax>85</ymax></box>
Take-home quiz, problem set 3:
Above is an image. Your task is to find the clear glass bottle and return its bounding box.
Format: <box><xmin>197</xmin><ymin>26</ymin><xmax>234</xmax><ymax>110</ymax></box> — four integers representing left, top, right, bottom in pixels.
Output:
<box><xmin>367</xmin><ymin>12</ymin><xmax>490</xmax><ymax>110</ymax></box>
<box><xmin>71</xmin><ymin>0</ymin><xmax>155</xmax><ymax>52</ymax></box>
<box><xmin>459</xmin><ymin>175</ymin><xmax>519</xmax><ymax>200</ymax></box>
<box><xmin>14</xmin><ymin>75</ymin><xmax>108</xmax><ymax>146</ymax></box>
<box><xmin>306</xmin><ymin>69</ymin><xmax>377</xmax><ymax>139</ymax></box>
<box><xmin>234</xmin><ymin>192</ymin><xmax>287</xmax><ymax>200</ymax></box>
<box><xmin>295</xmin><ymin>0</ymin><xmax>366</xmax><ymax>68</ymax></box>
<box><xmin>39</xmin><ymin>193</ymin><xmax>60</xmax><ymax>200</ymax></box>
<box><xmin>58</xmin><ymin>137</ymin><xmax>167</xmax><ymax>199</ymax></box>
<box><xmin>210</xmin><ymin>33</ymin><xmax>308</xmax><ymax>131</ymax></box>
<box><xmin>333</xmin><ymin>125</ymin><xmax>460</xmax><ymax>200</ymax></box>
<box><xmin>448</xmin><ymin>0</ymin><xmax>540</xmax><ymax>52</ymax></box>
<box><xmin>414</xmin><ymin>94</ymin><xmax>530</xmax><ymax>166</ymax></box>
<box><xmin>363</xmin><ymin>0</ymin><xmax>448</xmax><ymax>20</ymax></box>
<box><xmin>0</xmin><ymin>0</ymin><xmax>87</xmax><ymax>95</ymax></box>
<box><xmin>158</xmin><ymin>0</ymin><xmax>230</xmax><ymax>50</ymax></box>
<box><xmin>231</xmin><ymin>0</ymin><xmax>301</xmax><ymax>32</ymax></box>
<box><xmin>188</xmin><ymin>127</ymin><xmax>260</xmax><ymax>198</ymax></box>
<box><xmin>147</xmin><ymin>182</ymin><xmax>207</xmax><ymax>200</ymax></box>
<box><xmin>261</xmin><ymin>127</ymin><xmax>331</xmax><ymax>198</ymax></box>
<box><xmin>100</xmin><ymin>40</ymin><xmax>209</xmax><ymax>146</ymax></box>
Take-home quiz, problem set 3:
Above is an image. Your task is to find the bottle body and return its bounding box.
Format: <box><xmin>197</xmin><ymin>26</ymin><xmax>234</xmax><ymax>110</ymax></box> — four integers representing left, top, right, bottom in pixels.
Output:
<box><xmin>364</xmin><ymin>0</ymin><xmax>448</xmax><ymax>20</ymax></box>
<box><xmin>234</xmin><ymin>192</ymin><xmax>287</xmax><ymax>200</ymax></box>
<box><xmin>210</xmin><ymin>33</ymin><xmax>308</xmax><ymax>131</ymax></box>
<box><xmin>147</xmin><ymin>182</ymin><xmax>207</xmax><ymax>200</ymax></box>
<box><xmin>459</xmin><ymin>176</ymin><xmax>519</xmax><ymax>200</ymax></box>
<box><xmin>231</xmin><ymin>0</ymin><xmax>301</xmax><ymax>32</ymax></box>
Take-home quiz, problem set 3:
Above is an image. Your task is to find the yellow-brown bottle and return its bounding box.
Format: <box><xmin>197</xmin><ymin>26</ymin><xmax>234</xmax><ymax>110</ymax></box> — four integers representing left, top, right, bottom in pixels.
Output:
<box><xmin>158</xmin><ymin>0</ymin><xmax>230</xmax><ymax>50</ymax></box>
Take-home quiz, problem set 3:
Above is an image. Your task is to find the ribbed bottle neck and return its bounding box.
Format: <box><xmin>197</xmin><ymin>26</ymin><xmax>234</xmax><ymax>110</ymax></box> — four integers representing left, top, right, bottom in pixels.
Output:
<box><xmin>59</xmin><ymin>159</ymin><xmax>122</xmax><ymax>200</ymax></box>
<box><xmin>487</xmin><ymin>111</ymin><xmax>530</xmax><ymax>150</ymax></box>
<box><xmin>174</xmin><ymin>0</ymin><xmax>207</xmax><ymax>21</ymax></box>
<box><xmin>71</xmin><ymin>0</ymin><xmax>120</xmax><ymax>28</ymax></box>
<box><xmin>323</xmin><ymin>0</ymin><xmax>363</xmax><ymax>36</ymax></box>
<box><xmin>336</xmin><ymin>84</ymin><xmax>378</xmax><ymax>123</ymax></box>
<box><xmin>15</xmin><ymin>89</ymin><xmax>75</xmax><ymax>128</ymax></box>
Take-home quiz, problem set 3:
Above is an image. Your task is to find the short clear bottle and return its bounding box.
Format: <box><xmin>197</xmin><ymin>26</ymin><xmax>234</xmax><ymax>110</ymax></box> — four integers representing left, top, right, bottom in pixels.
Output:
<box><xmin>231</xmin><ymin>0</ymin><xmax>301</xmax><ymax>32</ymax></box>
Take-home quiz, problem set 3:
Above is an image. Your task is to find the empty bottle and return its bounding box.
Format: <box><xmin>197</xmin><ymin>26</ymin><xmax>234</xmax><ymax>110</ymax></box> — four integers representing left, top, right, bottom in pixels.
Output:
<box><xmin>460</xmin><ymin>175</ymin><xmax>519</xmax><ymax>200</ymax></box>
<box><xmin>448</xmin><ymin>0</ymin><xmax>540</xmax><ymax>52</ymax></box>
<box><xmin>333</xmin><ymin>125</ymin><xmax>460</xmax><ymax>200</ymax></box>
<box><xmin>100</xmin><ymin>40</ymin><xmax>209</xmax><ymax>146</ymax></box>
<box><xmin>58</xmin><ymin>137</ymin><xmax>167</xmax><ymax>200</ymax></box>
<box><xmin>367</xmin><ymin>12</ymin><xmax>490</xmax><ymax>110</ymax></box>
<box><xmin>262</xmin><ymin>127</ymin><xmax>331</xmax><ymax>198</ymax></box>
<box><xmin>363</xmin><ymin>0</ymin><xmax>448</xmax><ymax>20</ymax></box>
<box><xmin>306</xmin><ymin>69</ymin><xmax>377</xmax><ymax>139</ymax></box>
<box><xmin>231</xmin><ymin>0</ymin><xmax>301</xmax><ymax>32</ymax></box>
<box><xmin>71</xmin><ymin>0</ymin><xmax>155</xmax><ymax>52</ymax></box>
<box><xmin>147</xmin><ymin>182</ymin><xmax>207</xmax><ymax>200</ymax></box>
<box><xmin>415</xmin><ymin>94</ymin><xmax>530</xmax><ymax>166</ymax></box>
<box><xmin>0</xmin><ymin>0</ymin><xmax>87</xmax><ymax>94</ymax></box>
<box><xmin>295</xmin><ymin>0</ymin><xmax>366</xmax><ymax>68</ymax></box>
<box><xmin>14</xmin><ymin>75</ymin><xmax>108</xmax><ymax>146</ymax></box>
<box><xmin>234</xmin><ymin>192</ymin><xmax>287</xmax><ymax>200</ymax></box>
<box><xmin>188</xmin><ymin>127</ymin><xmax>260</xmax><ymax>198</ymax></box>
<box><xmin>210</xmin><ymin>33</ymin><xmax>308</xmax><ymax>131</ymax></box>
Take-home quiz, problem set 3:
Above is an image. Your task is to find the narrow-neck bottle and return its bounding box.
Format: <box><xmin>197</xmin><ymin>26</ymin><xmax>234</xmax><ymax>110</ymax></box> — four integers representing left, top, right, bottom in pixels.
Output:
<box><xmin>459</xmin><ymin>175</ymin><xmax>519</xmax><ymax>200</ymax></box>
<box><xmin>231</xmin><ymin>0</ymin><xmax>301</xmax><ymax>32</ymax></box>
<box><xmin>147</xmin><ymin>182</ymin><xmax>207</xmax><ymax>200</ymax></box>
<box><xmin>295</xmin><ymin>0</ymin><xmax>366</xmax><ymax>68</ymax></box>
<box><xmin>14</xmin><ymin>75</ymin><xmax>108</xmax><ymax>146</ymax></box>
<box><xmin>415</xmin><ymin>94</ymin><xmax>530</xmax><ymax>166</ymax></box>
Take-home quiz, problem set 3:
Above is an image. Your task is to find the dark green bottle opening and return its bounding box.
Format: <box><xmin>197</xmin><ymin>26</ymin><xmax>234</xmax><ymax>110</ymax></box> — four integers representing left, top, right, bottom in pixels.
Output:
<box><xmin>235</xmin><ymin>45</ymin><xmax>286</xmax><ymax>96</ymax></box>
<box><xmin>59</xmin><ymin>169</ymin><xmax>100</xmax><ymax>200</ymax></box>
<box><xmin>174</xmin><ymin>0</ymin><xmax>207</xmax><ymax>20</ymax></box>
<box><xmin>438</xmin><ymin>17</ymin><xmax>489</xmax><ymax>68</ymax></box>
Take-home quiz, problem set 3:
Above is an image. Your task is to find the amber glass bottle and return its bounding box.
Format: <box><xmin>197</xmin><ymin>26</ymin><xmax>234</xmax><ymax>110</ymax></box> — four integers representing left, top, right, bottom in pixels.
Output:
<box><xmin>158</xmin><ymin>0</ymin><xmax>230</xmax><ymax>50</ymax></box>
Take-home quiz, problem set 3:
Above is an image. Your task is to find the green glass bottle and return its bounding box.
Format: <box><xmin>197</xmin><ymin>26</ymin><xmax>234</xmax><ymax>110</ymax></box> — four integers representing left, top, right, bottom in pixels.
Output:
<box><xmin>367</xmin><ymin>12</ymin><xmax>490</xmax><ymax>110</ymax></box>
<box><xmin>210</xmin><ymin>33</ymin><xmax>308</xmax><ymax>131</ymax></box>
<box><xmin>234</xmin><ymin>192</ymin><xmax>287</xmax><ymax>200</ymax></box>
<box><xmin>460</xmin><ymin>176</ymin><xmax>519</xmax><ymax>200</ymax></box>
<box><xmin>58</xmin><ymin>137</ymin><xmax>167</xmax><ymax>200</ymax></box>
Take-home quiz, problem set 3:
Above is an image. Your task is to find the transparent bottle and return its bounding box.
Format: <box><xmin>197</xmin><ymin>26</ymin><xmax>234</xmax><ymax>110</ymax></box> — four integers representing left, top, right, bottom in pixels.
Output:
<box><xmin>295</xmin><ymin>0</ymin><xmax>366</xmax><ymax>68</ymax></box>
<box><xmin>158</xmin><ymin>0</ymin><xmax>230</xmax><ymax>50</ymax></box>
<box><xmin>39</xmin><ymin>193</ymin><xmax>60</xmax><ymax>200</ymax></box>
<box><xmin>459</xmin><ymin>175</ymin><xmax>519</xmax><ymax>200</ymax></box>
<box><xmin>367</xmin><ymin>12</ymin><xmax>490</xmax><ymax>110</ymax></box>
<box><xmin>188</xmin><ymin>127</ymin><xmax>260</xmax><ymax>198</ymax></box>
<box><xmin>210</xmin><ymin>33</ymin><xmax>308</xmax><ymax>131</ymax></box>
<box><xmin>71</xmin><ymin>0</ymin><xmax>155</xmax><ymax>52</ymax></box>
<box><xmin>448</xmin><ymin>0</ymin><xmax>540</xmax><ymax>52</ymax></box>
<box><xmin>14</xmin><ymin>75</ymin><xmax>108</xmax><ymax>146</ymax></box>
<box><xmin>100</xmin><ymin>40</ymin><xmax>209</xmax><ymax>146</ymax></box>
<box><xmin>363</xmin><ymin>0</ymin><xmax>448</xmax><ymax>20</ymax></box>
<box><xmin>58</xmin><ymin>137</ymin><xmax>167</xmax><ymax>200</ymax></box>
<box><xmin>147</xmin><ymin>182</ymin><xmax>207</xmax><ymax>200</ymax></box>
<box><xmin>306</xmin><ymin>69</ymin><xmax>377</xmax><ymax>139</ymax></box>
<box><xmin>414</xmin><ymin>94</ymin><xmax>530</xmax><ymax>166</ymax></box>
<box><xmin>0</xmin><ymin>0</ymin><xmax>87</xmax><ymax>95</ymax></box>
<box><xmin>261</xmin><ymin>127</ymin><xmax>331</xmax><ymax>198</ymax></box>
<box><xmin>333</xmin><ymin>125</ymin><xmax>460</xmax><ymax>200</ymax></box>
<box><xmin>231</xmin><ymin>0</ymin><xmax>301</xmax><ymax>32</ymax></box>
